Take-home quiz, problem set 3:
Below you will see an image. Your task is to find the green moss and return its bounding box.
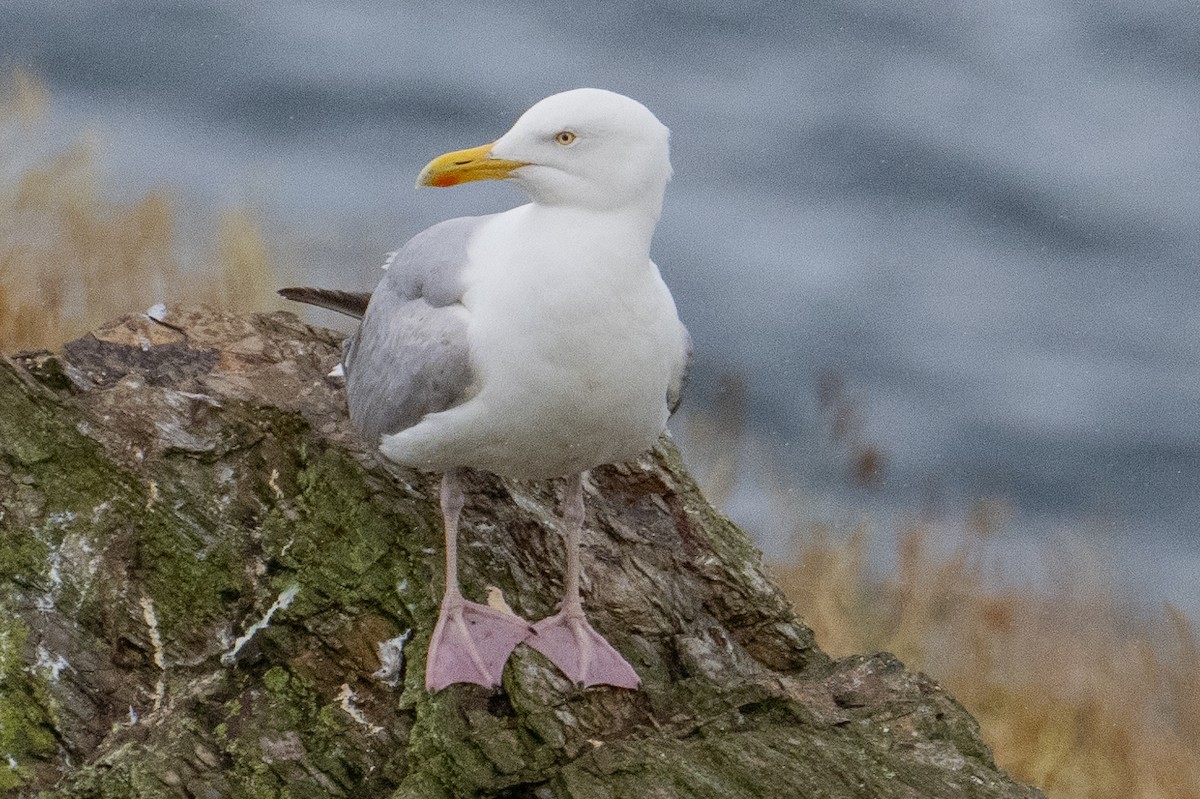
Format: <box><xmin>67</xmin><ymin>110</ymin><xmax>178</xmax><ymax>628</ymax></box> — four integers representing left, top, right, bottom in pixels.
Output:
<box><xmin>0</xmin><ymin>368</ymin><xmax>55</xmax><ymax>466</ymax></box>
<box><xmin>0</xmin><ymin>364</ymin><xmax>130</xmax><ymax>512</ymax></box>
<box><xmin>0</xmin><ymin>524</ymin><xmax>49</xmax><ymax>594</ymax></box>
<box><xmin>0</xmin><ymin>615</ymin><xmax>57</xmax><ymax>791</ymax></box>
<box><xmin>134</xmin><ymin>494</ymin><xmax>244</xmax><ymax>639</ymax></box>
<box><xmin>262</xmin><ymin>666</ymin><xmax>290</xmax><ymax>695</ymax></box>
<box><xmin>0</xmin><ymin>363</ymin><xmax>150</xmax><ymax>628</ymax></box>
<box><xmin>204</xmin><ymin>664</ymin><xmax>370</xmax><ymax>798</ymax></box>
<box><xmin>260</xmin><ymin>443</ymin><xmax>426</xmax><ymax>624</ymax></box>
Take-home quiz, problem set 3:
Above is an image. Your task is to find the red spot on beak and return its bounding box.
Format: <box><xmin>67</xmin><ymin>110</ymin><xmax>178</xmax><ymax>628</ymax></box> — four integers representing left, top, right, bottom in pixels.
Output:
<box><xmin>431</xmin><ymin>174</ymin><xmax>459</xmax><ymax>188</ymax></box>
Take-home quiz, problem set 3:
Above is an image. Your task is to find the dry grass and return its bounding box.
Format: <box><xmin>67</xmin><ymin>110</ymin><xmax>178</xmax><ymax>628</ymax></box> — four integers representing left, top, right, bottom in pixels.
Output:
<box><xmin>771</xmin><ymin>502</ymin><xmax>1200</xmax><ymax>799</ymax></box>
<box><xmin>682</xmin><ymin>370</ymin><xmax>1200</xmax><ymax>799</ymax></box>
<box><xmin>0</xmin><ymin>69</ymin><xmax>281</xmax><ymax>352</ymax></box>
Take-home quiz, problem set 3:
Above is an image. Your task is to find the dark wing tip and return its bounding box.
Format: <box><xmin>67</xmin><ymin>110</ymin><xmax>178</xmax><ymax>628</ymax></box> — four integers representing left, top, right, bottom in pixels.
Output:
<box><xmin>278</xmin><ymin>287</ymin><xmax>372</xmax><ymax>320</ymax></box>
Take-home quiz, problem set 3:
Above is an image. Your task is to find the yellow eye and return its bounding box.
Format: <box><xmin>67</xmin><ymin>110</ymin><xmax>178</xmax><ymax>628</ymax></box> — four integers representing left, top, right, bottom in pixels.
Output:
<box><xmin>555</xmin><ymin>130</ymin><xmax>577</xmax><ymax>146</ymax></box>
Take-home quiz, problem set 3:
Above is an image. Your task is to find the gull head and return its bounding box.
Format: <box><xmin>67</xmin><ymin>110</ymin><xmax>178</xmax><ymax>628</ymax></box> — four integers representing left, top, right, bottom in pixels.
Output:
<box><xmin>417</xmin><ymin>88</ymin><xmax>672</xmax><ymax>212</ymax></box>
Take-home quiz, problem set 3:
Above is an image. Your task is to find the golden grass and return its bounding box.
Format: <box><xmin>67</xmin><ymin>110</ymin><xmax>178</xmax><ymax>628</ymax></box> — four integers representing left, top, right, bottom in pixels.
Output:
<box><xmin>683</xmin><ymin>370</ymin><xmax>1199</xmax><ymax>799</ymax></box>
<box><xmin>772</xmin><ymin>514</ymin><xmax>1200</xmax><ymax>799</ymax></box>
<box><xmin>0</xmin><ymin>69</ymin><xmax>281</xmax><ymax>352</ymax></box>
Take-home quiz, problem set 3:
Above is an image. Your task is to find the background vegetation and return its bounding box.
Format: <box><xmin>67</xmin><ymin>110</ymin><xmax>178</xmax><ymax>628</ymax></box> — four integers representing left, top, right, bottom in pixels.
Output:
<box><xmin>772</xmin><ymin>513</ymin><xmax>1200</xmax><ymax>799</ymax></box>
<box><xmin>2</xmin><ymin>70</ymin><xmax>1196</xmax><ymax>799</ymax></box>
<box><xmin>684</xmin><ymin>386</ymin><xmax>1200</xmax><ymax>799</ymax></box>
<box><xmin>0</xmin><ymin>70</ymin><xmax>278</xmax><ymax>351</ymax></box>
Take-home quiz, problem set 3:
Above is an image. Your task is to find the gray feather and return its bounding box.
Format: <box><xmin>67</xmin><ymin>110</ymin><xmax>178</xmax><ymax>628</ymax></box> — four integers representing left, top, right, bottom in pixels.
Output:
<box><xmin>343</xmin><ymin>216</ymin><xmax>489</xmax><ymax>441</ymax></box>
<box><xmin>388</xmin><ymin>216</ymin><xmax>483</xmax><ymax>307</ymax></box>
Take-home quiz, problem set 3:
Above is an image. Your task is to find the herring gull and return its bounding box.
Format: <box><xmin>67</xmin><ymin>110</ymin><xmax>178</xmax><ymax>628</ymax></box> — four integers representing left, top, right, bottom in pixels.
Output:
<box><xmin>281</xmin><ymin>88</ymin><xmax>691</xmax><ymax>691</ymax></box>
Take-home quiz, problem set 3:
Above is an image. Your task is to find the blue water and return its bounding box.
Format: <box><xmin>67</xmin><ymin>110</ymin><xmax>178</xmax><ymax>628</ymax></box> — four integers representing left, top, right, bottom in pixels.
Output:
<box><xmin>4</xmin><ymin>1</ymin><xmax>1198</xmax><ymax>610</ymax></box>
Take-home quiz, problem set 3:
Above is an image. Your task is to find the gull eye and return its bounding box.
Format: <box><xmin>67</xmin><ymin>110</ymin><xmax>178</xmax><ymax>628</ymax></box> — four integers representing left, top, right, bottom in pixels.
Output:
<box><xmin>554</xmin><ymin>130</ymin><xmax>577</xmax><ymax>146</ymax></box>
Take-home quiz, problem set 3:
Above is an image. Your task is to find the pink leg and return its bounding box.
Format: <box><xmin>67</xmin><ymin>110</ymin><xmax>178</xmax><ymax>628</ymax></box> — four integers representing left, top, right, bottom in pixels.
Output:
<box><xmin>528</xmin><ymin>473</ymin><xmax>640</xmax><ymax>689</ymax></box>
<box><xmin>425</xmin><ymin>470</ymin><xmax>532</xmax><ymax>691</ymax></box>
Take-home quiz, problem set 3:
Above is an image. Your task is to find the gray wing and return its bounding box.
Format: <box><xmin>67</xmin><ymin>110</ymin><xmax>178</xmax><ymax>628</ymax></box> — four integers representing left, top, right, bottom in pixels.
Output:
<box><xmin>668</xmin><ymin>324</ymin><xmax>693</xmax><ymax>415</ymax></box>
<box><xmin>343</xmin><ymin>215</ymin><xmax>488</xmax><ymax>441</ymax></box>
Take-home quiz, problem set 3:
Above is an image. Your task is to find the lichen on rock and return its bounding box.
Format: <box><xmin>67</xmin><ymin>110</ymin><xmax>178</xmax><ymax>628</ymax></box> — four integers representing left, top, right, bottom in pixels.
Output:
<box><xmin>0</xmin><ymin>306</ymin><xmax>1045</xmax><ymax>799</ymax></box>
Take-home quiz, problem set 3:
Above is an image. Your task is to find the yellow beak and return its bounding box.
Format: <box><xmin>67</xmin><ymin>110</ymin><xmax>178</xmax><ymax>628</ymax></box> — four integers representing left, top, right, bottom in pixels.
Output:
<box><xmin>416</xmin><ymin>142</ymin><xmax>528</xmax><ymax>188</ymax></box>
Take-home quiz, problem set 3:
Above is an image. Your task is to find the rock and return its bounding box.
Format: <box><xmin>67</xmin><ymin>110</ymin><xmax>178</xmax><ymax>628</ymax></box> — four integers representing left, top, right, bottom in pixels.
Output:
<box><xmin>0</xmin><ymin>305</ymin><xmax>1044</xmax><ymax>798</ymax></box>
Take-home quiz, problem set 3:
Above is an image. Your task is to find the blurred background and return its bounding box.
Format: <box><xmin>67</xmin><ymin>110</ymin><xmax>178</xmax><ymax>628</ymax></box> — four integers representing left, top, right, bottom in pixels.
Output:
<box><xmin>2</xmin><ymin>3</ymin><xmax>1198</xmax><ymax>794</ymax></box>
<box><xmin>3</xmin><ymin>0</ymin><xmax>1195</xmax><ymax>608</ymax></box>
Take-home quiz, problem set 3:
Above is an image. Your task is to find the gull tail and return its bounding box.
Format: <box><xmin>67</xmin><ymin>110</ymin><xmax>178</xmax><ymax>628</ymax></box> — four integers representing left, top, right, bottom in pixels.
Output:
<box><xmin>278</xmin><ymin>287</ymin><xmax>372</xmax><ymax>320</ymax></box>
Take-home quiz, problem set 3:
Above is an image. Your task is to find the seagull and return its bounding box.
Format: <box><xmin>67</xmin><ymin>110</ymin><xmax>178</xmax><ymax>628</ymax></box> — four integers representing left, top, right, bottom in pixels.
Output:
<box><xmin>281</xmin><ymin>88</ymin><xmax>691</xmax><ymax>691</ymax></box>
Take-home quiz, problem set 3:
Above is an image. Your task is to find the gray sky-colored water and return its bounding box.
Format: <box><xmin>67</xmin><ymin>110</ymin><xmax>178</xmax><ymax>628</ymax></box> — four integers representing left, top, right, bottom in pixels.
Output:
<box><xmin>3</xmin><ymin>0</ymin><xmax>1197</xmax><ymax>611</ymax></box>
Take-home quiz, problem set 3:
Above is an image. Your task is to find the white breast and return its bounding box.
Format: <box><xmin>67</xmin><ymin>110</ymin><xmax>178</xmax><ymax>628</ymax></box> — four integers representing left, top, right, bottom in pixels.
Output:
<box><xmin>381</xmin><ymin>203</ymin><xmax>685</xmax><ymax>478</ymax></box>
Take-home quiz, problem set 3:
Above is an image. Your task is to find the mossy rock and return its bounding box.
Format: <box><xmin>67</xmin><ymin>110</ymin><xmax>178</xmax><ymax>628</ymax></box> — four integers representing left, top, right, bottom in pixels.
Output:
<box><xmin>0</xmin><ymin>307</ymin><xmax>1043</xmax><ymax>799</ymax></box>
